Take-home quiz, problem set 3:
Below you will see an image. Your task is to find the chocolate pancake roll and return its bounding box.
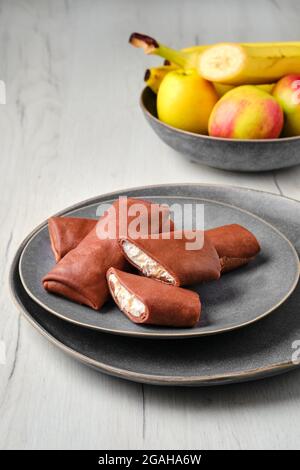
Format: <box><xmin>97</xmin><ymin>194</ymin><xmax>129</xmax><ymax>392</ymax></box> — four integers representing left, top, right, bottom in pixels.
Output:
<box><xmin>206</xmin><ymin>224</ymin><xmax>260</xmax><ymax>273</ymax></box>
<box><xmin>47</xmin><ymin>217</ymin><xmax>259</xmax><ymax>276</ymax></box>
<box><xmin>48</xmin><ymin>216</ymin><xmax>97</xmax><ymax>262</ymax></box>
<box><xmin>119</xmin><ymin>230</ymin><xmax>221</xmax><ymax>286</ymax></box>
<box><xmin>107</xmin><ymin>268</ymin><xmax>201</xmax><ymax>327</ymax></box>
<box><xmin>48</xmin><ymin>215</ymin><xmax>174</xmax><ymax>262</ymax></box>
<box><xmin>43</xmin><ymin>198</ymin><xmax>173</xmax><ymax>310</ymax></box>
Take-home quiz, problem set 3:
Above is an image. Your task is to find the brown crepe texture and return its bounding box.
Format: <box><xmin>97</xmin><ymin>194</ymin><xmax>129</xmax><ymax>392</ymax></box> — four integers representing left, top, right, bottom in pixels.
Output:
<box><xmin>48</xmin><ymin>216</ymin><xmax>174</xmax><ymax>261</ymax></box>
<box><xmin>48</xmin><ymin>217</ymin><xmax>97</xmax><ymax>262</ymax></box>
<box><xmin>107</xmin><ymin>268</ymin><xmax>201</xmax><ymax>327</ymax></box>
<box><xmin>119</xmin><ymin>230</ymin><xmax>221</xmax><ymax>286</ymax></box>
<box><xmin>43</xmin><ymin>198</ymin><xmax>173</xmax><ymax>310</ymax></box>
<box><xmin>47</xmin><ymin>217</ymin><xmax>260</xmax><ymax>274</ymax></box>
<box><xmin>206</xmin><ymin>224</ymin><xmax>260</xmax><ymax>273</ymax></box>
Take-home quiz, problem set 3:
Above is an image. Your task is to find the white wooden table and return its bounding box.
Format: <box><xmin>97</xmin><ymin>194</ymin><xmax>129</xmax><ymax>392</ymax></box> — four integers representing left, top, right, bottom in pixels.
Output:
<box><xmin>1</xmin><ymin>0</ymin><xmax>300</xmax><ymax>450</ymax></box>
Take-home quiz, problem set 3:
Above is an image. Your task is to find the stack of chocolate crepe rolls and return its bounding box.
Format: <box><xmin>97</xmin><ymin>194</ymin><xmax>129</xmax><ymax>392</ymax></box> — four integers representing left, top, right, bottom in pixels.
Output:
<box><xmin>43</xmin><ymin>198</ymin><xmax>175</xmax><ymax>310</ymax></box>
<box><xmin>43</xmin><ymin>200</ymin><xmax>260</xmax><ymax>328</ymax></box>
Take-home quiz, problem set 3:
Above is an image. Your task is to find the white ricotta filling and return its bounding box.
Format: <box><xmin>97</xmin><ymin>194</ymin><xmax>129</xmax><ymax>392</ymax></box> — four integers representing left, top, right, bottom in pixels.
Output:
<box><xmin>122</xmin><ymin>240</ymin><xmax>175</xmax><ymax>284</ymax></box>
<box><xmin>109</xmin><ymin>273</ymin><xmax>145</xmax><ymax>317</ymax></box>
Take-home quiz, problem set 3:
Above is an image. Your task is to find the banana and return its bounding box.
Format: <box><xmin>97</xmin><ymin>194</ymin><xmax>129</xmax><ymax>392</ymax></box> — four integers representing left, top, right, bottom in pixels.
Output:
<box><xmin>144</xmin><ymin>65</ymin><xmax>233</xmax><ymax>96</ymax></box>
<box><xmin>144</xmin><ymin>66</ymin><xmax>232</xmax><ymax>97</ymax></box>
<box><xmin>256</xmin><ymin>83</ymin><xmax>276</xmax><ymax>94</ymax></box>
<box><xmin>144</xmin><ymin>65</ymin><xmax>178</xmax><ymax>93</ymax></box>
<box><xmin>199</xmin><ymin>43</ymin><xmax>300</xmax><ymax>85</ymax></box>
<box><xmin>213</xmin><ymin>83</ymin><xmax>233</xmax><ymax>97</ymax></box>
<box><xmin>214</xmin><ymin>83</ymin><xmax>275</xmax><ymax>96</ymax></box>
<box><xmin>144</xmin><ymin>65</ymin><xmax>275</xmax><ymax>97</ymax></box>
<box><xmin>129</xmin><ymin>33</ymin><xmax>206</xmax><ymax>68</ymax></box>
<box><xmin>130</xmin><ymin>33</ymin><xmax>300</xmax><ymax>85</ymax></box>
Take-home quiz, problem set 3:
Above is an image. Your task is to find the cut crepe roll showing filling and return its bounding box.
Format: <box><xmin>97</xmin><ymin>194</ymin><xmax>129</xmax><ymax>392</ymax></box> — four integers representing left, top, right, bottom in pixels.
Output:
<box><xmin>206</xmin><ymin>224</ymin><xmax>260</xmax><ymax>273</ymax></box>
<box><xmin>43</xmin><ymin>198</ymin><xmax>173</xmax><ymax>310</ymax></box>
<box><xmin>48</xmin><ymin>216</ymin><xmax>97</xmax><ymax>262</ymax></box>
<box><xmin>47</xmin><ymin>218</ymin><xmax>259</xmax><ymax>275</ymax></box>
<box><xmin>107</xmin><ymin>268</ymin><xmax>201</xmax><ymax>327</ymax></box>
<box><xmin>119</xmin><ymin>230</ymin><xmax>221</xmax><ymax>286</ymax></box>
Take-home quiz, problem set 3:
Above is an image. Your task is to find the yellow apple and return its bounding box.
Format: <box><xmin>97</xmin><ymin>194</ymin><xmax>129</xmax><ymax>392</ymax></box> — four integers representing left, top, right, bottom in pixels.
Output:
<box><xmin>157</xmin><ymin>69</ymin><xmax>219</xmax><ymax>134</ymax></box>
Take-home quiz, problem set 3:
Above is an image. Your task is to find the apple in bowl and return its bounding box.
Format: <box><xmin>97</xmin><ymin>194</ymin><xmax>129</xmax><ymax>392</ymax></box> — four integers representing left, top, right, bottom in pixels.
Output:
<box><xmin>273</xmin><ymin>75</ymin><xmax>300</xmax><ymax>137</ymax></box>
<box><xmin>208</xmin><ymin>85</ymin><xmax>284</xmax><ymax>139</ymax></box>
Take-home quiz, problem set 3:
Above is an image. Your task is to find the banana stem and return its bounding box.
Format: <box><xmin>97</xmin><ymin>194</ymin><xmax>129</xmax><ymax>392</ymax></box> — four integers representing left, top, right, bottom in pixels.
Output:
<box><xmin>129</xmin><ymin>33</ymin><xmax>189</xmax><ymax>68</ymax></box>
<box><xmin>156</xmin><ymin>44</ymin><xmax>188</xmax><ymax>68</ymax></box>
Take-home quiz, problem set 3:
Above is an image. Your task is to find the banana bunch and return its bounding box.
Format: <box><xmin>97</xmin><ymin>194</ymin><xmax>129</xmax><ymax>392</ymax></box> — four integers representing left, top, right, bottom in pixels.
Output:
<box><xmin>144</xmin><ymin>65</ymin><xmax>177</xmax><ymax>94</ymax></box>
<box><xmin>130</xmin><ymin>32</ymin><xmax>300</xmax><ymax>90</ymax></box>
<box><xmin>144</xmin><ymin>65</ymin><xmax>274</xmax><ymax>97</ymax></box>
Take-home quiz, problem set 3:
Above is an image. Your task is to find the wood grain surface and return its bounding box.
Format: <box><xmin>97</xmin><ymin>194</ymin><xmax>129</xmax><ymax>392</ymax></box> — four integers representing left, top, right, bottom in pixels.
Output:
<box><xmin>1</xmin><ymin>0</ymin><xmax>300</xmax><ymax>450</ymax></box>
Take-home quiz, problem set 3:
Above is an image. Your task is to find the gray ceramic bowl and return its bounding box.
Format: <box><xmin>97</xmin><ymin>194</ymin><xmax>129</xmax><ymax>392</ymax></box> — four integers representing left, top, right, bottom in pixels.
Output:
<box><xmin>141</xmin><ymin>87</ymin><xmax>300</xmax><ymax>172</ymax></box>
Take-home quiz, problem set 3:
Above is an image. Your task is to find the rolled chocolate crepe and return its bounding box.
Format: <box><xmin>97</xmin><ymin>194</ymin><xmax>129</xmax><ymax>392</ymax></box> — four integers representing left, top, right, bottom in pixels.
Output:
<box><xmin>43</xmin><ymin>198</ymin><xmax>173</xmax><ymax>310</ymax></box>
<box><xmin>119</xmin><ymin>230</ymin><xmax>221</xmax><ymax>286</ymax></box>
<box><xmin>107</xmin><ymin>267</ymin><xmax>201</xmax><ymax>327</ymax></box>
<box><xmin>48</xmin><ymin>217</ymin><xmax>97</xmax><ymax>262</ymax></box>
<box><xmin>48</xmin><ymin>216</ymin><xmax>174</xmax><ymax>262</ymax></box>
<box><xmin>206</xmin><ymin>224</ymin><xmax>260</xmax><ymax>273</ymax></box>
<box><xmin>47</xmin><ymin>218</ymin><xmax>259</xmax><ymax>274</ymax></box>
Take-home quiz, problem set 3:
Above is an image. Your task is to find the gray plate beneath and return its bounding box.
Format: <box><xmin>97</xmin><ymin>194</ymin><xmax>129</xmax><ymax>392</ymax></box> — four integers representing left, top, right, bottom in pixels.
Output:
<box><xmin>9</xmin><ymin>184</ymin><xmax>300</xmax><ymax>386</ymax></box>
<box><xmin>19</xmin><ymin>196</ymin><xmax>299</xmax><ymax>338</ymax></box>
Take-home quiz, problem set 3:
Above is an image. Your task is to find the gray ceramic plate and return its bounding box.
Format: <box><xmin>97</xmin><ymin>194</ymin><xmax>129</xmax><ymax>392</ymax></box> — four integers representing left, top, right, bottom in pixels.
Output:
<box><xmin>141</xmin><ymin>87</ymin><xmax>300</xmax><ymax>172</ymax></box>
<box><xmin>9</xmin><ymin>184</ymin><xmax>300</xmax><ymax>385</ymax></box>
<box><xmin>19</xmin><ymin>193</ymin><xmax>299</xmax><ymax>339</ymax></box>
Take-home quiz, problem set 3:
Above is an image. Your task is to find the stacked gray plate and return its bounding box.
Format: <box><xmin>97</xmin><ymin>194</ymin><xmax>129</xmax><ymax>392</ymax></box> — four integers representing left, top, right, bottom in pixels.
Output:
<box><xmin>10</xmin><ymin>184</ymin><xmax>300</xmax><ymax>386</ymax></box>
